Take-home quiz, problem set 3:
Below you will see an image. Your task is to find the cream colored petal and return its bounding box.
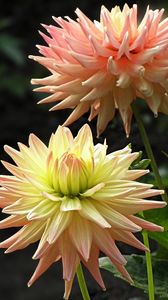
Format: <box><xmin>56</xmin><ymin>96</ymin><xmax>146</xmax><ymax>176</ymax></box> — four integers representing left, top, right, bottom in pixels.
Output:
<box><xmin>3</xmin><ymin>197</ymin><xmax>41</xmax><ymax>215</ymax></box>
<box><xmin>108</xmin><ymin>198</ymin><xmax>166</xmax><ymax>214</ymax></box>
<box><xmin>27</xmin><ymin>199</ymin><xmax>58</xmax><ymax>220</ymax></box>
<box><xmin>79</xmin><ymin>200</ymin><xmax>111</xmax><ymax>228</ymax></box>
<box><xmin>80</xmin><ymin>183</ymin><xmax>105</xmax><ymax>197</ymax></box>
<box><xmin>90</xmin><ymin>156</ymin><xmax>118</xmax><ymax>186</ymax></box>
<box><xmin>5</xmin><ymin>221</ymin><xmax>46</xmax><ymax>253</ymax></box>
<box><xmin>109</xmin><ymin>152</ymin><xmax>139</xmax><ymax>179</ymax></box>
<box><xmin>60</xmin><ymin>196</ymin><xmax>81</xmax><ymax>211</ymax></box>
<box><xmin>91</xmin><ymin>187</ymin><xmax>136</xmax><ymax>200</ymax></box>
<box><xmin>1</xmin><ymin>161</ymin><xmax>24</xmax><ymax>180</ymax></box>
<box><xmin>130</xmin><ymin>187</ymin><xmax>164</xmax><ymax>198</ymax></box>
<box><xmin>4</xmin><ymin>145</ymin><xmax>25</xmax><ymax>167</ymax></box>
<box><xmin>28</xmin><ymin>134</ymin><xmax>48</xmax><ymax>160</ymax></box>
<box><xmin>124</xmin><ymin>169</ymin><xmax>149</xmax><ymax>180</ymax></box>
<box><xmin>33</xmin><ymin>219</ymin><xmax>52</xmax><ymax>259</ymax></box>
<box><xmin>17</xmin><ymin>142</ymin><xmax>45</xmax><ymax>174</ymax></box>
<box><xmin>0</xmin><ymin>215</ymin><xmax>28</xmax><ymax>229</ymax></box>
<box><xmin>110</xmin><ymin>144</ymin><xmax>131</xmax><ymax>156</ymax></box>
<box><xmin>42</xmin><ymin>191</ymin><xmax>62</xmax><ymax>202</ymax></box>
<box><xmin>47</xmin><ymin>211</ymin><xmax>72</xmax><ymax>244</ymax></box>
<box><xmin>94</xmin><ymin>202</ymin><xmax>141</xmax><ymax>232</ymax></box>
<box><xmin>72</xmin><ymin>124</ymin><xmax>94</xmax><ymax>159</ymax></box>
<box><xmin>49</xmin><ymin>126</ymin><xmax>73</xmax><ymax>158</ymax></box>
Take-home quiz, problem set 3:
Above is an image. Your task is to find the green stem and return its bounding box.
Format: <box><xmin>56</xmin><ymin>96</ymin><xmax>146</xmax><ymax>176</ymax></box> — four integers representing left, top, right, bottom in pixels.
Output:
<box><xmin>76</xmin><ymin>263</ymin><xmax>90</xmax><ymax>300</ymax></box>
<box><xmin>132</xmin><ymin>102</ymin><xmax>167</xmax><ymax>203</ymax></box>
<box><xmin>131</xmin><ymin>102</ymin><xmax>166</xmax><ymax>300</ymax></box>
<box><xmin>142</xmin><ymin>223</ymin><xmax>155</xmax><ymax>300</ymax></box>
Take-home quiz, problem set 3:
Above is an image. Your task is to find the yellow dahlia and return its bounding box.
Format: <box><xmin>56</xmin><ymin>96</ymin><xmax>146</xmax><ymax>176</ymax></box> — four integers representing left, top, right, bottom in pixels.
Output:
<box><xmin>30</xmin><ymin>4</ymin><xmax>168</xmax><ymax>136</ymax></box>
<box><xmin>0</xmin><ymin>124</ymin><xmax>165</xmax><ymax>299</ymax></box>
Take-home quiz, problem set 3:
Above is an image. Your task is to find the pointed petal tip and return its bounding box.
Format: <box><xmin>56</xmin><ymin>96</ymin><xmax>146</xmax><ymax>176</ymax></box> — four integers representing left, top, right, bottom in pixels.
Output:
<box><xmin>35</xmin><ymin>44</ymin><xmax>41</xmax><ymax>49</ymax></box>
<box><xmin>160</xmin><ymin>226</ymin><xmax>165</xmax><ymax>232</ymax></box>
<box><xmin>159</xmin><ymin>200</ymin><xmax>167</xmax><ymax>207</ymax></box>
<box><xmin>144</xmin><ymin>246</ymin><xmax>150</xmax><ymax>252</ymax></box>
<box><xmin>37</xmin><ymin>100</ymin><xmax>43</xmax><ymax>105</ymax></box>
<box><xmin>4</xmin><ymin>249</ymin><xmax>10</xmax><ymax>254</ymax></box>
<box><xmin>4</xmin><ymin>145</ymin><xmax>9</xmax><ymax>151</ymax></box>
<box><xmin>49</xmin><ymin>107</ymin><xmax>55</xmax><ymax>112</ymax></box>
<box><xmin>96</xmin><ymin>131</ymin><xmax>100</xmax><ymax>139</ymax></box>
<box><xmin>27</xmin><ymin>281</ymin><xmax>31</xmax><ymax>288</ymax></box>
<box><xmin>129</xmin><ymin>278</ymin><xmax>134</xmax><ymax>285</ymax></box>
<box><xmin>40</xmin><ymin>23</ymin><xmax>47</xmax><ymax>27</ymax></box>
<box><xmin>31</xmin><ymin>78</ymin><xmax>40</xmax><ymax>85</ymax></box>
<box><xmin>28</xmin><ymin>55</ymin><xmax>34</xmax><ymax>60</ymax></box>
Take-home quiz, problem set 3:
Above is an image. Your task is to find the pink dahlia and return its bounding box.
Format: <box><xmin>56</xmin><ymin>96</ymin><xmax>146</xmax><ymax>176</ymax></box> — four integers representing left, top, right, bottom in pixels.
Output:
<box><xmin>0</xmin><ymin>125</ymin><xmax>165</xmax><ymax>298</ymax></box>
<box><xmin>29</xmin><ymin>4</ymin><xmax>168</xmax><ymax>136</ymax></box>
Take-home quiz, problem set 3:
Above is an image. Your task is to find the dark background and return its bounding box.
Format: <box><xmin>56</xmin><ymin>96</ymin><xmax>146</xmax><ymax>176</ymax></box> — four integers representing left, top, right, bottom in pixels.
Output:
<box><xmin>0</xmin><ymin>0</ymin><xmax>168</xmax><ymax>299</ymax></box>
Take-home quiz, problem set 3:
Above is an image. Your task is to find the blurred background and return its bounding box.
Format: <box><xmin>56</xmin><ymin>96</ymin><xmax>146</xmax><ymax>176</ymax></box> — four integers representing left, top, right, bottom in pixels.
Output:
<box><xmin>0</xmin><ymin>0</ymin><xmax>168</xmax><ymax>299</ymax></box>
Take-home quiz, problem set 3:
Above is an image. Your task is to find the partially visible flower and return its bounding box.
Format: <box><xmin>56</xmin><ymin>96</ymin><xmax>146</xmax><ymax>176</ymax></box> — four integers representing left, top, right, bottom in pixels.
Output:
<box><xmin>30</xmin><ymin>4</ymin><xmax>168</xmax><ymax>136</ymax></box>
<box><xmin>0</xmin><ymin>124</ymin><xmax>165</xmax><ymax>299</ymax></box>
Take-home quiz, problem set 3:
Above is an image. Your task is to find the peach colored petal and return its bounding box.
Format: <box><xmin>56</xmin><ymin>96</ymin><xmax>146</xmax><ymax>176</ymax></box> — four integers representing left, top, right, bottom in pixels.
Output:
<box><xmin>28</xmin><ymin>244</ymin><xmax>60</xmax><ymax>287</ymax></box>
<box><xmin>82</xmin><ymin>245</ymin><xmax>105</xmax><ymax>289</ymax></box>
<box><xmin>30</xmin><ymin>5</ymin><xmax>168</xmax><ymax>135</ymax></box>
<box><xmin>69</xmin><ymin>215</ymin><xmax>92</xmax><ymax>261</ymax></box>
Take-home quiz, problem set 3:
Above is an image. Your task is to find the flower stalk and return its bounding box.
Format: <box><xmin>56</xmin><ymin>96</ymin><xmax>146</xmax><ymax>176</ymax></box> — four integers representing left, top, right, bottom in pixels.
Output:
<box><xmin>132</xmin><ymin>102</ymin><xmax>167</xmax><ymax>300</ymax></box>
<box><xmin>141</xmin><ymin>211</ymin><xmax>155</xmax><ymax>300</ymax></box>
<box><xmin>132</xmin><ymin>102</ymin><xmax>167</xmax><ymax>203</ymax></box>
<box><xmin>76</xmin><ymin>263</ymin><xmax>91</xmax><ymax>300</ymax></box>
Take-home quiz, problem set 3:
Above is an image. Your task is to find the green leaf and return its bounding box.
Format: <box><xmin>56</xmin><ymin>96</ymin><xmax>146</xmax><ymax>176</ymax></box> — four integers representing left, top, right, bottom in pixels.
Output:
<box><xmin>130</xmin><ymin>151</ymin><xmax>142</xmax><ymax>167</ymax></box>
<box><xmin>0</xmin><ymin>73</ymin><xmax>29</xmax><ymax>96</ymax></box>
<box><xmin>99</xmin><ymin>255</ymin><xmax>168</xmax><ymax>299</ymax></box>
<box><xmin>134</xmin><ymin>159</ymin><xmax>151</xmax><ymax>170</ymax></box>
<box><xmin>130</xmin><ymin>151</ymin><xmax>151</xmax><ymax>170</ymax></box>
<box><xmin>0</xmin><ymin>34</ymin><xmax>25</xmax><ymax>65</ymax></box>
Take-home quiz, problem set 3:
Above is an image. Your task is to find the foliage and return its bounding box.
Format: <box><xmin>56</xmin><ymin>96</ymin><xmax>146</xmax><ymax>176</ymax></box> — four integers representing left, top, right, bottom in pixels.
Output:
<box><xmin>99</xmin><ymin>255</ymin><xmax>168</xmax><ymax>299</ymax></box>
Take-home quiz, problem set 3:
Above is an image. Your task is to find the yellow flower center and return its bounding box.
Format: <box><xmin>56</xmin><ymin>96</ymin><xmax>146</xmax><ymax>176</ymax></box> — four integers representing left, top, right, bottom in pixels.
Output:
<box><xmin>57</xmin><ymin>153</ymin><xmax>88</xmax><ymax>197</ymax></box>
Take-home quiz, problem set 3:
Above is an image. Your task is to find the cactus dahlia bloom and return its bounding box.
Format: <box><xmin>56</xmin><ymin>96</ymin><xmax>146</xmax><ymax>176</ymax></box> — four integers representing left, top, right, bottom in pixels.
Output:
<box><xmin>29</xmin><ymin>4</ymin><xmax>168</xmax><ymax>137</ymax></box>
<box><xmin>0</xmin><ymin>125</ymin><xmax>165</xmax><ymax>299</ymax></box>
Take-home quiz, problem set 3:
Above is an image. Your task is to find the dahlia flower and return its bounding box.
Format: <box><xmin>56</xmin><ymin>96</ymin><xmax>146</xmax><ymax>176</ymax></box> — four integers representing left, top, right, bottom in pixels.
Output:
<box><xmin>29</xmin><ymin>4</ymin><xmax>168</xmax><ymax>136</ymax></box>
<box><xmin>0</xmin><ymin>124</ymin><xmax>165</xmax><ymax>299</ymax></box>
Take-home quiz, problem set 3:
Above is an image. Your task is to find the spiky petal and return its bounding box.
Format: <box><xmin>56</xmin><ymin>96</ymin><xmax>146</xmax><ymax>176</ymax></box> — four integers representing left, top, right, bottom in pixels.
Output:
<box><xmin>30</xmin><ymin>4</ymin><xmax>168</xmax><ymax>136</ymax></box>
<box><xmin>0</xmin><ymin>124</ymin><xmax>165</xmax><ymax>298</ymax></box>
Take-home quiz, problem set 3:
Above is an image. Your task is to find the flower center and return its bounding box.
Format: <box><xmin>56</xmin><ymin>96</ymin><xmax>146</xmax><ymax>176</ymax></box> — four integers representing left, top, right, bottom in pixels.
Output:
<box><xmin>56</xmin><ymin>153</ymin><xmax>88</xmax><ymax>197</ymax></box>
